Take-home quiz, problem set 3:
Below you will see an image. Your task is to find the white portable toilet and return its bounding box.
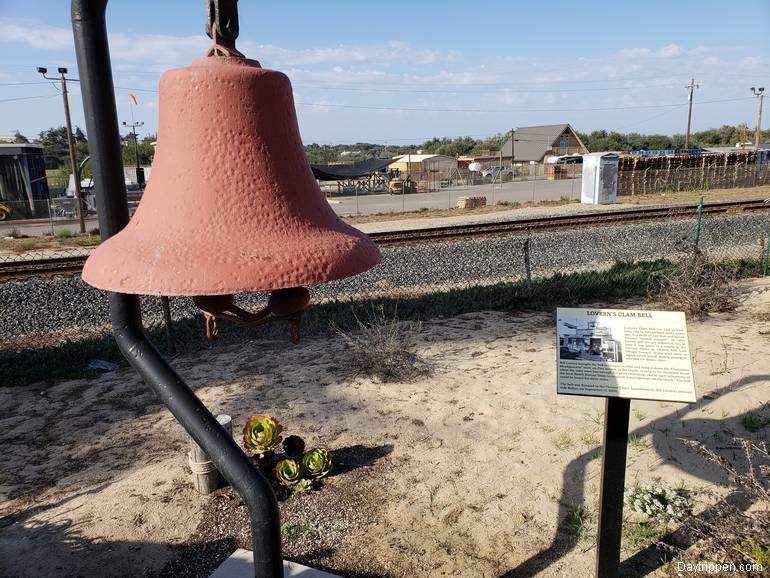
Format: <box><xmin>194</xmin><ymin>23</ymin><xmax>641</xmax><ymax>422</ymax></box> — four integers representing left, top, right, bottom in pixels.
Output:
<box><xmin>581</xmin><ymin>152</ymin><xmax>619</xmax><ymax>204</ymax></box>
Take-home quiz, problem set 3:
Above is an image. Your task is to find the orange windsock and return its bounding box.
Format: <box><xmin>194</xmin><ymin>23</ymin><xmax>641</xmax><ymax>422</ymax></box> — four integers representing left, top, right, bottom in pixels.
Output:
<box><xmin>129</xmin><ymin>93</ymin><xmax>138</xmax><ymax>105</ymax></box>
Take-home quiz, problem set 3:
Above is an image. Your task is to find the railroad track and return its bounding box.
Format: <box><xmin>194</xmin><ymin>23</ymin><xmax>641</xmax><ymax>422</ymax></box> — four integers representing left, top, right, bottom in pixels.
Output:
<box><xmin>0</xmin><ymin>255</ymin><xmax>89</xmax><ymax>281</ymax></box>
<box><xmin>369</xmin><ymin>197</ymin><xmax>770</xmax><ymax>245</ymax></box>
<box><xmin>2</xmin><ymin>198</ymin><xmax>769</xmax><ymax>281</ymax></box>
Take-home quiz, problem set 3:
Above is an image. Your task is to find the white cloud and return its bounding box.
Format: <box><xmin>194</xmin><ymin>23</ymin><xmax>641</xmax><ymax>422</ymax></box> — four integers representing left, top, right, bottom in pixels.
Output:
<box><xmin>0</xmin><ymin>21</ymin><xmax>73</xmax><ymax>51</ymax></box>
<box><xmin>0</xmin><ymin>20</ymin><xmax>461</xmax><ymax>70</ymax></box>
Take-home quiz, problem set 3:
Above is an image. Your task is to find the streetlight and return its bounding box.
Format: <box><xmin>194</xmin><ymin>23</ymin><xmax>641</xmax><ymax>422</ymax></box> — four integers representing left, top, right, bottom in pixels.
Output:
<box><xmin>122</xmin><ymin>120</ymin><xmax>145</xmax><ymax>187</ymax></box>
<box><xmin>38</xmin><ymin>65</ymin><xmax>86</xmax><ymax>233</ymax></box>
<box><xmin>751</xmin><ymin>87</ymin><xmax>765</xmax><ymax>149</ymax></box>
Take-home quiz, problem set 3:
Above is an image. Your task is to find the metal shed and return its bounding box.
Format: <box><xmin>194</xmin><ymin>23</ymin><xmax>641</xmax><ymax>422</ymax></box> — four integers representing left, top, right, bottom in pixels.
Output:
<box><xmin>0</xmin><ymin>144</ymin><xmax>50</xmax><ymax>219</ymax></box>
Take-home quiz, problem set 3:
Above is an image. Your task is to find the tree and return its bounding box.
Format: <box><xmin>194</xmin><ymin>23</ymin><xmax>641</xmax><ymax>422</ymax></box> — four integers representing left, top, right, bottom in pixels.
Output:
<box><xmin>121</xmin><ymin>141</ymin><xmax>155</xmax><ymax>166</ymax></box>
<box><xmin>38</xmin><ymin>125</ymin><xmax>87</xmax><ymax>169</ymax></box>
<box><xmin>12</xmin><ymin>130</ymin><xmax>29</xmax><ymax>143</ymax></box>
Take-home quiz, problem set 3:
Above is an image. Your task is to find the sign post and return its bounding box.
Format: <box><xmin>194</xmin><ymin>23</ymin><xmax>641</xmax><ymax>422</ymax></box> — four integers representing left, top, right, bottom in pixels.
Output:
<box><xmin>556</xmin><ymin>307</ymin><xmax>696</xmax><ymax>578</ymax></box>
<box><xmin>595</xmin><ymin>397</ymin><xmax>631</xmax><ymax>576</ymax></box>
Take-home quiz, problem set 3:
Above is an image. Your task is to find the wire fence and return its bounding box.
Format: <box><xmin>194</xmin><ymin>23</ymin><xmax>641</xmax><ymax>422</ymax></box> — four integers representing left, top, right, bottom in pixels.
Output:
<box><xmin>3</xmin><ymin>205</ymin><xmax>770</xmax><ymax>386</ymax></box>
<box><xmin>618</xmin><ymin>164</ymin><xmax>770</xmax><ymax>196</ymax></box>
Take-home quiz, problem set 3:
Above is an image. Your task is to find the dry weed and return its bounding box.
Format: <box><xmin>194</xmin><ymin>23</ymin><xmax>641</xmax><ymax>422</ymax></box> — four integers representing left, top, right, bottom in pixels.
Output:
<box><xmin>673</xmin><ymin>438</ymin><xmax>770</xmax><ymax>572</ymax></box>
<box><xmin>657</xmin><ymin>249</ymin><xmax>738</xmax><ymax>318</ymax></box>
<box><xmin>333</xmin><ymin>306</ymin><xmax>431</xmax><ymax>383</ymax></box>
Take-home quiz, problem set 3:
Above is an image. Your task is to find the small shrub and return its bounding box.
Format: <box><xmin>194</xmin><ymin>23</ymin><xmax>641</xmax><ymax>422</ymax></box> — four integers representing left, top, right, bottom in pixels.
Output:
<box><xmin>333</xmin><ymin>305</ymin><xmax>430</xmax><ymax>382</ymax></box>
<box><xmin>735</xmin><ymin>537</ymin><xmax>770</xmax><ymax>566</ymax></box>
<box><xmin>741</xmin><ymin>411</ymin><xmax>770</xmax><ymax>433</ymax></box>
<box><xmin>624</xmin><ymin>481</ymin><xmax>689</xmax><ymax>523</ymax></box>
<box><xmin>88</xmin><ymin>227</ymin><xmax>100</xmax><ymax>236</ymax></box>
<box><xmin>54</xmin><ymin>228</ymin><xmax>72</xmax><ymax>240</ymax></box>
<box><xmin>17</xmin><ymin>239</ymin><xmax>37</xmax><ymax>251</ymax></box>
<box><xmin>7</xmin><ymin>226</ymin><xmax>22</xmax><ymax>238</ymax></box>
<box><xmin>655</xmin><ymin>248</ymin><xmax>738</xmax><ymax>318</ymax></box>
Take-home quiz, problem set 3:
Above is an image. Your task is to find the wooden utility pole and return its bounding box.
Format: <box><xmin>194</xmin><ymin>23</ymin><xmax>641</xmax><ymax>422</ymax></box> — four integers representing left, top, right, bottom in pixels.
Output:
<box><xmin>39</xmin><ymin>66</ymin><xmax>86</xmax><ymax>233</ymax></box>
<box><xmin>684</xmin><ymin>78</ymin><xmax>698</xmax><ymax>149</ymax></box>
<box><xmin>751</xmin><ymin>87</ymin><xmax>765</xmax><ymax>148</ymax></box>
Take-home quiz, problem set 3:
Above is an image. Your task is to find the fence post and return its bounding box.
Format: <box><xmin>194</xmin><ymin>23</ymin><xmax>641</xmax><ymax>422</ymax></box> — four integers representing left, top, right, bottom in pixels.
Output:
<box><xmin>47</xmin><ymin>198</ymin><xmax>55</xmax><ymax>236</ymax></box>
<box><xmin>764</xmin><ymin>233</ymin><xmax>770</xmax><ymax>276</ymax></box>
<box><xmin>523</xmin><ymin>238</ymin><xmax>533</xmax><ymax>298</ymax></box>
<box><xmin>694</xmin><ymin>196</ymin><xmax>704</xmax><ymax>246</ymax></box>
<box><xmin>160</xmin><ymin>296</ymin><xmax>176</xmax><ymax>355</ymax></box>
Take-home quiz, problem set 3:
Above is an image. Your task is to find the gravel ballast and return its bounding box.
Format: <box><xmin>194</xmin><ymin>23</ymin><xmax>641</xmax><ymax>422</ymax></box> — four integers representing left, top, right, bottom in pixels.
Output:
<box><xmin>3</xmin><ymin>212</ymin><xmax>768</xmax><ymax>344</ymax></box>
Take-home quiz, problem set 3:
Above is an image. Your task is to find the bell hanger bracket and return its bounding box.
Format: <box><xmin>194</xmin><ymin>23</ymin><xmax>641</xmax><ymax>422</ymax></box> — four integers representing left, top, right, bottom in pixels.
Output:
<box><xmin>193</xmin><ymin>287</ymin><xmax>311</xmax><ymax>344</ymax></box>
<box><xmin>205</xmin><ymin>0</ymin><xmax>245</xmax><ymax>57</ymax></box>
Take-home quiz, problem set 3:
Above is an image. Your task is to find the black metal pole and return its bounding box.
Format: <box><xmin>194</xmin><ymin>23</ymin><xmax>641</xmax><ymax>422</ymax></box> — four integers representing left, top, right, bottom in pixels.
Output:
<box><xmin>71</xmin><ymin>2</ymin><xmax>283</xmax><ymax>576</ymax></box>
<box><xmin>595</xmin><ymin>397</ymin><xmax>631</xmax><ymax>578</ymax></box>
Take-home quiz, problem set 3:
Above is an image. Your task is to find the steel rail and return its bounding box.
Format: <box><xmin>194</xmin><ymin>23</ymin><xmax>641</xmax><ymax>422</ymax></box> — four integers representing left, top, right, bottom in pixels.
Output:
<box><xmin>2</xmin><ymin>197</ymin><xmax>769</xmax><ymax>281</ymax></box>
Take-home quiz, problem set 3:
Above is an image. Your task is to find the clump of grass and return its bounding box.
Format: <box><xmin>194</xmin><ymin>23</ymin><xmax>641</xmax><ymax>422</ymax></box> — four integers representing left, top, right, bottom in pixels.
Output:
<box><xmin>17</xmin><ymin>239</ymin><xmax>38</xmax><ymax>251</ymax></box>
<box><xmin>579</xmin><ymin>428</ymin><xmax>599</xmax><ymax>446</ymax></box>
<box><xmin>628</xmin><ymin>434</ymin><xmax>649</xmax><ymax>451</ymax></box>
<box><xmin>623</xmin><ymin>520</ymin><xmax>673</xmax><ymax>550</ymax></box>
<box><xmin>70</xmin><ymin>234</ymin><xmax>101</xmax><ymax>247</ymax></box>
<box><xmin>633</xmin><ymin>409</ymin><xmax>648</xmax><ymax>421</ymax></box>
<box><xmin>553</xmin><ymin>430</ymin><xmax>574</xmax><ymax>450</ymax></box>
<box><xmin>565</xmin><ymin>504</ymin><xmax>592</xmax><ymax>543</ymax></box>
<box><xmin>54</xmin><ymin>228</ymin><xmax>72</xmax><ymax>240</ymax></box>
<box><xmin>654</xmin><ymin>248</ymin><xmax>738</xmax><ymax>318</ymax></box>
<box><xmin>333</xmin><ymin>305</ymin><xmax>431</xmax><ymax>383</ymax></box>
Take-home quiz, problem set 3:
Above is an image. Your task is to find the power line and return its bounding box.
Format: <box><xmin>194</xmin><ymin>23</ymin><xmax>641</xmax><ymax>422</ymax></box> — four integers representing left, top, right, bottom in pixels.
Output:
<box><xmin>295</xmin><ymin>96</ymin><xmax>754</xmax><ymax>114</ymax></box>
<box><xmin>0</xmin><ymin>94</ymin><xmax>60</xmax><ymax>103</ymax></box>
<box><xmin>291</xmin><ymin>82</ymin><xmax>683</xmax><ymax>95</ymax></box>
<box><xmin>0</xmin><ymin>81</ymin><xmax>52</xmax><ymax>87</ymax></box>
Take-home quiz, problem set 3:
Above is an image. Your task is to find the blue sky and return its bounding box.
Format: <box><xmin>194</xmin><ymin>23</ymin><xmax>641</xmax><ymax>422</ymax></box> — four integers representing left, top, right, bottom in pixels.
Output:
<box><xmin>1</xmin><ymin>0</ymin><xmax>769</xmax><ymax>144</ymax></box>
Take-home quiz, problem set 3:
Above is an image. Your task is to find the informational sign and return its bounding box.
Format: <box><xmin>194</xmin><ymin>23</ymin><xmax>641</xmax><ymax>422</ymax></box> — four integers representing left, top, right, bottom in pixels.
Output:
<box><xmin>556</xmin><ymin>307</ymin><xmax>696</xmax><ymax>403</ymax></box>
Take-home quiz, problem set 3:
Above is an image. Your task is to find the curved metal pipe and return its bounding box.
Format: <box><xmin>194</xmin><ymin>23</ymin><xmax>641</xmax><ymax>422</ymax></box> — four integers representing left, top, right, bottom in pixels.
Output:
<box><xmin>70</xmin><ymin>2</ymin><xmax>282</xmax><ymax>576</ymax></box>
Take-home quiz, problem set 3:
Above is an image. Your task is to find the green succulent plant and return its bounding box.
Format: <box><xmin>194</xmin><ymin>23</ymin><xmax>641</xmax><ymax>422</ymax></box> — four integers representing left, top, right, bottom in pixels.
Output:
<box><xmin>274</xmin><ymin>459</ymin><xmax>303</xmax><ymax>488</ymax></box>
<box><xmin>243</xmin><ymin>414</ymin><xmax>282</xmax><ymax>455</ymax></box>
<box><xmin>294</xmin><ymin>478</ymin><xmax>313</xmax><ymax>493</ymax></box>
<box><xmin>301</xmin><ymin>448</ymin><xmax>333</xmax><ymax>479</ymax></box>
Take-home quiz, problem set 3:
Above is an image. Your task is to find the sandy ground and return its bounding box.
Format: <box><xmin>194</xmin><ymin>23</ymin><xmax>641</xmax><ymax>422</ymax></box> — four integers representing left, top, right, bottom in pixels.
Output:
<box><xmin>2</xmin><ymin>280</ymin><xmax>770</xmax><ymax>577</ymax></box>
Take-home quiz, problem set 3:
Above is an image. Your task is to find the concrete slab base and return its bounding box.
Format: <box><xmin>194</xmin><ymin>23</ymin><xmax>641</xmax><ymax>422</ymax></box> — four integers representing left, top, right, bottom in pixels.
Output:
<box><xmin>209</xmin><ymin>549</ymin><xmax>340</xmax><ymax>578</ymax></box>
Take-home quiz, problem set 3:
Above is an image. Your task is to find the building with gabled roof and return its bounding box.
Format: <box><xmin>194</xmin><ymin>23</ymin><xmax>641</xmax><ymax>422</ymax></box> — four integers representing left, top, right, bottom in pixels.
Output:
<box><xmin>476</xmin><ymin>124</ymin><xmax>588</xmax><ymax>165</ymax></box>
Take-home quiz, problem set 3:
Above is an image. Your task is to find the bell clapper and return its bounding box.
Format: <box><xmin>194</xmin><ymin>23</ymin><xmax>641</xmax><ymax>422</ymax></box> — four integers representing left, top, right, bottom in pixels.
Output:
<box><xmin>193</xmin><ymin>287</ymin><xmax>310</xmax><ymax>343</ymax></box>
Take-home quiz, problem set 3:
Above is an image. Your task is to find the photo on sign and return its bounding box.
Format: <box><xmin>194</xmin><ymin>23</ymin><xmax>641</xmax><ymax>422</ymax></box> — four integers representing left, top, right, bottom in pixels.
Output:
<box><xmin>558</xmin><ymin>316</ymin><xmax>624</xmax><ymax>362</ymax></box>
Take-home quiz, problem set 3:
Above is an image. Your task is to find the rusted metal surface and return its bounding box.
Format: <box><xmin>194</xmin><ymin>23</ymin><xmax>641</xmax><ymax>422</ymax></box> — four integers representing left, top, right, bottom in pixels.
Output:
<box><xmin>81</xmin><ymin>55</ymin><xmax>381</xmax><ymax>296</ymax></box>
<box><xmin>193</xmin><ymin>287</ymin><xmax>309</xmax><ymax>342</ymax></box>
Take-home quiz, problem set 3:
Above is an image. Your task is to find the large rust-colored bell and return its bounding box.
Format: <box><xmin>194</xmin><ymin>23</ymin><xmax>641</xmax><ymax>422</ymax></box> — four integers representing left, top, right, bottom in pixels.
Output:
<box><xmin>82</xmin><ymin>47</ymin><xmax>381</xmax><ymax>341</ymax></box>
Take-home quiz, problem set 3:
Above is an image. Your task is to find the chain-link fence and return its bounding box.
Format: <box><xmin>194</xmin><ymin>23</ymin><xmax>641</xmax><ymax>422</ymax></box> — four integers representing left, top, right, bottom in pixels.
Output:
<box><xmin>3</xmin><ymin>205</ymin><xmax>770</xmax><ymax>386</ymax></box>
